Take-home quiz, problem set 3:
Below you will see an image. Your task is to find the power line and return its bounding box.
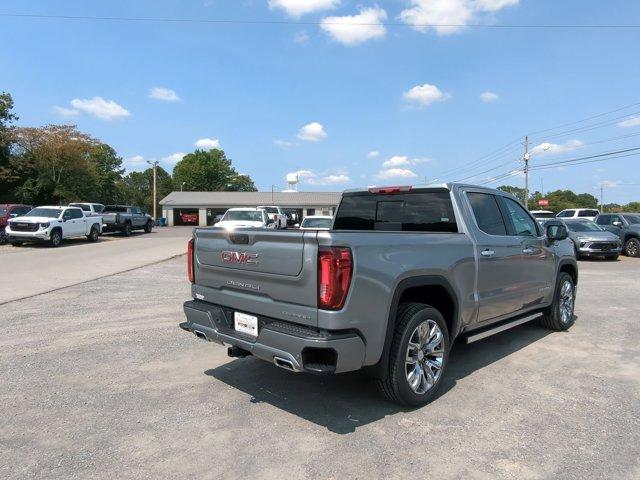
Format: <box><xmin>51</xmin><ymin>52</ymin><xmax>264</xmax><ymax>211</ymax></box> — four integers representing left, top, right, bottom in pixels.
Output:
<box><xmin>529</xmin><ymin>146</ymin><xmax>640</xmax><ymax>169</ymax></box>
<box><xmin>1</xmin><ymin>12</ymin><xmax>640</xmax><ymax>29</ymax></box>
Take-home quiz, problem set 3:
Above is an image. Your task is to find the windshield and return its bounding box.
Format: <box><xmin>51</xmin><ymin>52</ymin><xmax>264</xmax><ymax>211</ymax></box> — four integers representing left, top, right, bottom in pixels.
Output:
<box><xmin>624</xmin><ymin>215</ymin><xmax>640</xmax><ymax>224</ymax></box>
<box><xmin>223</xmin><ymin>210</ymin><xmax>263</xmax><ymax>222</ymax></box>
<box><xmin>566</xmin><ymin>221</ymin><xmax>604</xmax><ymax>232</ymax></box>
<box><xmin>301</xmin><ymin>217</ymin><xmax>332</xmax><ymax>229</ymax></box>
<box><xmin>69</xmin><ymin>203</ymin><xmax>91</xmax><ymax>211</ymax></box>
<box><xmin>261</xmin><ymin>207</ymin><xmax>278</xmax><ymax>214</ymax></box>
<box><xmin>24</xmin><ymin>208</ymin><xmax>62</xmax><ymax>218</ymax></box>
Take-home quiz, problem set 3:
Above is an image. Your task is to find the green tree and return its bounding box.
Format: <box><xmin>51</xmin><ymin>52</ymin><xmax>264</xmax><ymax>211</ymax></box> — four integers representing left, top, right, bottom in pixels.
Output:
<box><xmin>172</xmin><ymin>148</ymin><xmax>256</xmax><ymax>192</ymax></box>
<box><xmin>118</xmin><ymin>166</ymin><xmax>173</xmax><ymax>215</ymax></box>
<box><xmin>0</xmin><ymin>92</ymin><xmax>18</xmax><ymax>201</ymax></box>
<box><xmin>497</xmin><ymin>185</ymin><xmax>526</xmax><ymax>203</ymax></box>
<box><xmin>90</xmin><ymin>144</ymin><xmax>125</xmax><ymax>204</ymax></box>
<box><xmin>623</xmin><ymin>201</ymin><xmax>640</xmax><ymax>212</ymax></box>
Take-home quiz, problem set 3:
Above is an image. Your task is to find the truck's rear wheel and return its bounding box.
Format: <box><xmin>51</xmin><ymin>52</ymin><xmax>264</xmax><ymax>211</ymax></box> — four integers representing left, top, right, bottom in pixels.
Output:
<box><xmin>87</xmin><ymin>226</ymin><xmax>99</xmax><ymax>242</ymax></box>
<box><xmin>377</xmin><ymin>303</ymin><xmax>449</xmax><ymax>407</ymax></box>
<box><xmin>144</xmin><ymin>221</ymin><xmax>153</xmax><ymax>233</ymax></box>
<box><xmin>538</xmin><ymin>272</ymin><xmax>575</xmax><ymax>331</ymax></box>
<box><xmin>122</xmin><ymin>223</ymin><xmax>132</xmax><ymax>236</ymax></box>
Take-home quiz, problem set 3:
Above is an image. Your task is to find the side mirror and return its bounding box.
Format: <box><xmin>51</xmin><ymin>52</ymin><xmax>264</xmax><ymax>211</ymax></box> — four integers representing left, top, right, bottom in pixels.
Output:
<box><xmin>612</xmin><ymin>220</ymin><xmax>623</xmax><ymax>227</ymax></box>
<box><xmin>546</xmin><ymin>221</ymin><xmax>568</xmax><ymax>241</ymax></box>
<box><xmin>9</xmin><ymin>213</ymin><xmax>18</xmax><ymax>218</ymax></box>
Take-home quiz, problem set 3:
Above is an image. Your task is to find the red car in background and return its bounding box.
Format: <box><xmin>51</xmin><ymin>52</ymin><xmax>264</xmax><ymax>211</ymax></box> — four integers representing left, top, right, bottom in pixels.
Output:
<box><xmin>0</xmin><ymin>204</ymin><xmax>33</xmax><ymax>244</ymax></box>
<box><xmin>180</xmin><ymin>212</ymin><xmax>199</xmax><ymax>225</ymax></box>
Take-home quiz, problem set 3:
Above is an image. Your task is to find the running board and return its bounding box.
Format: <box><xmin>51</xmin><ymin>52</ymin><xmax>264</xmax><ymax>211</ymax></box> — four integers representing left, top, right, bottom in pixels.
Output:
<box><xmin>463</xmin><ymin>313</ymin><xmax>542</xmax><ymax>344</ymax></box>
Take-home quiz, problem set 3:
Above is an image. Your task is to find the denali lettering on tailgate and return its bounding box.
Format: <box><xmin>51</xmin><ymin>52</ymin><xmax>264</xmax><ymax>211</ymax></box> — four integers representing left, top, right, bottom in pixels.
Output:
<box><xmin>220</xmin><ymin>250</ymin><xmax>259</xmax><ymax>265</ymax></box>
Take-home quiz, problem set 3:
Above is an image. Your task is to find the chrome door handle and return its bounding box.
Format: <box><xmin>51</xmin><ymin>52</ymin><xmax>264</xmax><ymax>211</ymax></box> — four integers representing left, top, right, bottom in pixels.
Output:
<box><xmin>522</xmin><ymin>247</ymin><xmax>535</xmax><ymax>254</ymax></box>
<box><xmin>481</xmin><ymin>249</ymin><xmax>495</xmax><ymax>257</ymax></box>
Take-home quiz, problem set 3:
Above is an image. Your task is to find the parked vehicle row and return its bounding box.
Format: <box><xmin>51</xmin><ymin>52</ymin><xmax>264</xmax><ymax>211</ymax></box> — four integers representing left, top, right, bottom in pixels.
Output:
<box><xmin>180</xmin><ymin>183</ymin><xmax>578</xmax><ymax>406</ymax></box>
<box><xmin>1</xmin><ymin>202</ymin><xmax>153</xmax><ymax>248</ymax></box>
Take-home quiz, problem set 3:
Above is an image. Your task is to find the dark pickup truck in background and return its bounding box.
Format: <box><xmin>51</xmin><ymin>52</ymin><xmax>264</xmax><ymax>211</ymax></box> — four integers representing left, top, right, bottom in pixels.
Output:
<box><xmin>101</xmin><ymin>205</ymin><xmax>153</xmax><ymax>236</ymax></box>
<box><xmin>180</xmin><ymin>184</ymin><xmax>578</xmax><ymax>406</ymax></box>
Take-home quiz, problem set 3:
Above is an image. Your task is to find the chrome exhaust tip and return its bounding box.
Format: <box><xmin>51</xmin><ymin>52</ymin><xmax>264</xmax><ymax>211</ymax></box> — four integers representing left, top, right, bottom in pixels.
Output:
<box><xmin>273</xmin><ymin>356</ymin><xmax>297</xmax><ymax>372</ymax></box>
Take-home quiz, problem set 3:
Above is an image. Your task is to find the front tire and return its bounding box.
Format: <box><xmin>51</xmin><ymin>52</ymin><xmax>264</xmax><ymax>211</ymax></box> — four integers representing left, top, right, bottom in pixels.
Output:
<box><xmin>122</xmin><ymin>223</ymin><xmax>132</xmax><ymax>236</ymax></box>
<box><xmin>624</xmin><ymin>238</ymin><xmax>640</xmax><ymax>257</ymax></box>
<box><xmin>144</xmin><ymin>221</ymin><xmax>153</xmax><ymax>233</ymax></box>
<box><xmin>539</xmin><ymin>272</ymin><xmax>575</xmax><ymax>331</ymax></box>
<box><xmin>49</xmin><ymin>230</ymin><xmax>62</xmax><ymax>248</ymax></box>
<box><xmin>10</xmin><ymin>241</ymin><xmax>23</xmax><ymax>247</ymax></box>
<box><xmin>377</xmin><ymin>303</ymin><xmax>449</xmax><ymax>407</ymax></box>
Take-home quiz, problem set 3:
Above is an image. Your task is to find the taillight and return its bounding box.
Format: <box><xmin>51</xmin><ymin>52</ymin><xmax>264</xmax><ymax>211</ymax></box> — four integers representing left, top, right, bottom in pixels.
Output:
<box><xmin>187</xmin><ymin>238</ymin><xmax>195</xmax><ymax>283</ymax></box>
<box><xmin>318</xmin><ymin>247</ymin><xmax>353</xmax><ymax>310</ymax></box>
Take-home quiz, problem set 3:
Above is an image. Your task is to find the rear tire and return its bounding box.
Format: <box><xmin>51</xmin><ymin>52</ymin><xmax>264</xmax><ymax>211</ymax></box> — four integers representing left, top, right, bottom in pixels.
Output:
<box><xmin>49</xmin><ymin>230</ymin><xmax>62</xmax><ymax>248</ymax></box>
<box><xmin>0</xmin><ymin>229</ymin><xmax>6</xmax><ymax>245</ymax></box>
<box><xmin>376</xmin><ymin>303</ymin><xmax>449</xmax><ymax>407</ymax></box>
<box><xmin>144</xmin><ymin>221</ymin><xmax>153</xmax><ymax>233</ymax></box>
<box><xmin>624</xmin><ymin>238</ymin><xmax>640</xmax><ymax>257</ymax></box>
<box><xmin>86</xmin><ymin>226</ymin><xmax>99</xmax><ymax>242</ymax></box>
<box><xmin>538</xmin><ymin>272</ymin><xmax>575</xmax><ymax>331</ymax></box>
<box><xmin>122</xmin><ymin>223</ymin><xmax>132</xmax><ymax>237</ymax></box>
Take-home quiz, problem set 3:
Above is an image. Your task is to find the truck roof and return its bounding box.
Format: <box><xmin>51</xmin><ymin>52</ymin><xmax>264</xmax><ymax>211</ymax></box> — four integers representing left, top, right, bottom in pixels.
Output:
<box><xmin>342</xmin><ymin>183</ymin><xmax>509</xmax><ymax>195</ymax></box>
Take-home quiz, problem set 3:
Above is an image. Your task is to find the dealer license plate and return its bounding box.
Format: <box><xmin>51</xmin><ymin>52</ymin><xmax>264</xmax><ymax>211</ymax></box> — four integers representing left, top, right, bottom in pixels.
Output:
<box><xmin>234</xmin><ymin>312</ymin><xmax>258</xmax><ymax>337</ymax></box>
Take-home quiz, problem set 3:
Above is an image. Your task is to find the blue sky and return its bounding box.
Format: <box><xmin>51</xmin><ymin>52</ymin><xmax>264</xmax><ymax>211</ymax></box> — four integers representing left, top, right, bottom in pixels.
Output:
<box><xmin>2</xmin><ymin>0</ymin><xmax>640</xmax><ymax>203</ymax></box>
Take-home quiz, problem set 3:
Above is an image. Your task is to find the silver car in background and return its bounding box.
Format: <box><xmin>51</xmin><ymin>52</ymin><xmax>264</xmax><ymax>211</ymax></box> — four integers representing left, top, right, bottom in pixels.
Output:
<box><xmin>555</xmin><ymin>219</ymin><xmax>621</xmax><ymax>260</ymax></box>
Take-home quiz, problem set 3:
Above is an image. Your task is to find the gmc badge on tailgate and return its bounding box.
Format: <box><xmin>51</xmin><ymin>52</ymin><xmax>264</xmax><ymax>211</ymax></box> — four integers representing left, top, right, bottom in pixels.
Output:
<box><xmin>220</xmin><ymin>250</ymin><xmax>259</xmax><ymax>265</ymax></box>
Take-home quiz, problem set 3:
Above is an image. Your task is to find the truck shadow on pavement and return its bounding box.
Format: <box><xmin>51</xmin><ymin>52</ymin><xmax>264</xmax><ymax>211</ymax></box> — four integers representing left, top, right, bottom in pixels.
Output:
<box><xmin>205</xmin><ymin>322</ymin><xmax>553</xmax><ymax>434</ymax></box>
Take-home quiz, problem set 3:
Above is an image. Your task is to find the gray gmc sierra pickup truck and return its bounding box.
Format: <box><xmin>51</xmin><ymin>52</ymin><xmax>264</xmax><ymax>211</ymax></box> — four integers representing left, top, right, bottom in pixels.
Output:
<box><xmin>180</xmin><ymin>184</ymin><xmax>577</xmax><ymax>406</ymax></box>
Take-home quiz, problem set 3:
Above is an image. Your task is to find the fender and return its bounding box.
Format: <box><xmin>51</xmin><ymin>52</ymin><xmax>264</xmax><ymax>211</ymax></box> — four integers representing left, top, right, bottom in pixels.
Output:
<box><xmin>557</xmin><ymin>258</ymin><xmax>579</xmax><ymax>286</ymax></box>
<box><xmin>364</xmin><ymin>275</ymin><xmax>460</xmax><ymax>379</ymax></box>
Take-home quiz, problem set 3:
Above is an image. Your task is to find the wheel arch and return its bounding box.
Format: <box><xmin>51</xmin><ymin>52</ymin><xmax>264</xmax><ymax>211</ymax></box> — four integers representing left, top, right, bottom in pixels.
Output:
<box><xmin>558</xmin><ymin>259</ymin><xmax>578</xmax><ymax>286</ymax></box>
<box><xmin>364</xmin><ymin>275</ymin><xmax>460</xmax><ymax>379</ymax></box>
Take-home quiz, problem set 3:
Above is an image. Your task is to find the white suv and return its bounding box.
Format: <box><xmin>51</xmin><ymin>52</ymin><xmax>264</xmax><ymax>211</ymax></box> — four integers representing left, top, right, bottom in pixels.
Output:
<box><xmin>556</xmin><ymin>208</ymin><xmax>600</xmax><ymax>221</ymax></box>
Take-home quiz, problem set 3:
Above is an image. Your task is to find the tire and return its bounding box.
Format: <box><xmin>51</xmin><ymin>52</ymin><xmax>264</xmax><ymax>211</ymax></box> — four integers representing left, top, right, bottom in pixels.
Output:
<box><xmin>49</xmin><ymin>229</ymin><xmax>62</xmax><ymax>248</ymax></box>
<box><xmin>86</xmin><ymin>226</ymin><xmax>99</xmax><ymax>242</ymax></box>
<box><xmin>538</xmin><ymin>272</ymin><xmax>575</xmax><ymax>331</ymax></box>
<box><xmin>624</xmin><ymin>237</ymin><xmax>640</xmax><ymax>257</ymax></box>
<box><xmin>376</xmin><ymin>303</ymin><xmax>449</xmax><ymax>407</ymax></box>
<box><xmin>143</xmin><ymin>221</ymin><xmax>153</xmax><ymax>233</ymax></box>
<box><xmin>0</xmin><ymin>229</ymin><xmax>6</xmax><ymax>245</ymax></box>
<box><xmin>122</xmin><ymin>223</ymin><xmax>132</xmax><ymax>237</ymax></box>
<box><xmin>10</xmin><ymin>241</ymin><xmax>23</xmax><ymax>247</ymax></box>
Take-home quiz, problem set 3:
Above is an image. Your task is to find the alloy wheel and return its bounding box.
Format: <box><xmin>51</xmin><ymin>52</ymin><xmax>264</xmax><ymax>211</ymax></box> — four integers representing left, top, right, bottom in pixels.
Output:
<box><xmin>559</xmin><ymin>280</ymin><xmax>574</xmax><ymax>324</ymax></box>
<box><xmin>405</xmin><ymin>320</ymin><xmax>445</xmax><ymax>394</ymax></box>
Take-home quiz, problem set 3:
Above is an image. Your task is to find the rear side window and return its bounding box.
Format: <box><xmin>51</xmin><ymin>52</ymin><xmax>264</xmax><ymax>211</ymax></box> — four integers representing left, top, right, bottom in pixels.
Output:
<box><xmin>333</xmin><ymin>191</ymin><xmax>457</xmax><ymax>232</ymax></box>
<box><xmin>467</xmin><ymin>193</ymin><xmax>507</xmax><ymax>235</ymax></box>
<box><xmin>578</xmin><ymin>209</ymin><xmax>598</xmax><ymax>217</ymax></box>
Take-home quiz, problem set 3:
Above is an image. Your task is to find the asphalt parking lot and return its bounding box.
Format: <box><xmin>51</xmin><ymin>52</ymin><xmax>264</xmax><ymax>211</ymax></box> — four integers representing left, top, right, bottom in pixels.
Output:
<box><xmin>1</xmin><ymin>251</ymin><xmax>639</xmax><ymax>479</ymax></box>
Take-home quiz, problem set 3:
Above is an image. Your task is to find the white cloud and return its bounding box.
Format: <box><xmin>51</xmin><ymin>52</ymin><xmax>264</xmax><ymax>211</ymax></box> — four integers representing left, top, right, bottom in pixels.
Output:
<box><xmin>399</xmin><ymin>0</ymin><xmax>519</xmax><ymax>36</ymax></box>
<box><xmin>69</xmin><ymin>97</ymin><xmax>130</xmax><ymax>120</ymax></box>
<box><xmin>163</xmin><ymin>152</ymin><xmax>186</xmax><ymax>164</ymax></box>
<box><xmin>403</xmin><ymin>83</ymin><xmax>450</xmax><ymax>108</ymax></box>
<box><xmin>53</xmin><ymin>106</ymin><xmax>79</xmax><ymax>117</ymax></box>
<box><xmin>298</xmin><ymin>122</ymin><xmax>327</xmax><ymax>142</ymax></box>
<box><xmin>286</xmin><ymin>169</ymin><xmax>350</xmax><ymax>185</ymax></box>
<box><xmin>480</xmin><ymin>91</ymin><xmax>499</xmax><ymax>102</ymax></box>
<box><xmin>618</xmin><ymin>115</ymin><xmax>640</xmax><ymax>128</ymax></box>
<box><xmin>367</xmin><ymin>150</ymin><xmax>380</xmax><ymax>158</ymax></box>
<box><xmin>123</xmin><ymin>155</ymin><xmax>147</xmax><ymax>172</ymax></box>
<box><xmin>600</xmin><ymin>180</ymin><xmax>622</xmax><ymax>188</ymax></box>
<box><xmin>195</xmin><ymin>138</ymin><xmax>221</xmax><ymax>149</ymax></box>
<box><xmin>376</xmin><ymin>168</ymin><xmax>418</xmax><ymax>180</ymax></box>
<box><xmin>382</xmin><ymin>155</ymin><xmax>433</xmax><ymax>168</ymax></box>
<box><xmin>294</xmin><ymin>31</ymin><xmax>310</xmax><ymax>44</ymax></box>
<box><xmin>531</xmin><ymin>139</ymin><xmax>584</xmax><ymax>156</ymax></box>
<box><xmin>269</xmin><ymin>0</ymin><xmax>339</xmax><ymax>18</ymax></box>
<box><xmin>149</xmin><ymin>87</ymin><xmax>180</xmax><ymax>102</ymax></box>
<box><xmin>274</xmin><ymin>139</ymin><xmax>295</xmax><ymax>149</ymax></box>
<box><xmin>321</xmin><ymin>7</ymin><xmax>387</xmax><ymax>46</ymax></box>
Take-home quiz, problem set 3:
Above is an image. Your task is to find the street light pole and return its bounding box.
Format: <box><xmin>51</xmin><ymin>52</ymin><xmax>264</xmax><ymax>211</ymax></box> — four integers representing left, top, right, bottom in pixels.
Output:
<box><xmin>147</xmin><ymin>160</ymin><xmax>159</xmax><ymax>220</ymax></box>
<box><xmin>523</xmin><ymin>135</ymin><xmax>530</xmax><ymax>209</ymax></box>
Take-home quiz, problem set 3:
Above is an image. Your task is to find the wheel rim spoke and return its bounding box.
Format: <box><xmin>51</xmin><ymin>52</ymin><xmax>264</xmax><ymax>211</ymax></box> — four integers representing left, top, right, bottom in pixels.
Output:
<box><xmin>405</xmin><ymin>319</ymin><xmax>445</xmax><ymax>395</ymax></box>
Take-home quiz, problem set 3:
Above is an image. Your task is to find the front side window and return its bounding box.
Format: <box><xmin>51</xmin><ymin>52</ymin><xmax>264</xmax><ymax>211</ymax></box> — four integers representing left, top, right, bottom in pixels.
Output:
<box><xmin>70</xmin><ymin>209</ymin><xmax>83</xmax><ymax>219</ymax></box>
<box><xmin>595</xmin><ymin>215</ymin><xmax>610</xmax><ymax>225</ymax></box>
<box><xmin>557</xmin><ymin>210</ymin><xmax>576</xmax><ymax>218</ymax></box>
<box><xmin>467</xmin><ymin>192</ymin><xmax>507</xmax><ymax>236</ymax></box>
<box><xmin>504</xmin><ymin>198</ymin><xmax>538</xmax><ymax>236</ymax></box>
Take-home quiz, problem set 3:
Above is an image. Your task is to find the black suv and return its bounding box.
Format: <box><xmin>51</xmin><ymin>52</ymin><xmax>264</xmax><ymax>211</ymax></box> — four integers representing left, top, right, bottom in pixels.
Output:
<box><xmin>595</xmin><ymin>213</ymin><xmax>640</xmax><ymax>257</ymax></box>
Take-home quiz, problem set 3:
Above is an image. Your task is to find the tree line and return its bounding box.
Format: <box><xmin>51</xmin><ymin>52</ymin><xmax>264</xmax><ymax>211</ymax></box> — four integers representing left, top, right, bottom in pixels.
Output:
<box><xmin>0</xmin><ymin>92</ymin><xmax>256</xmax><ymax>216</ymax></box>
<box><xmin>498</xmin><ymin>185</ymin><xmax>639</xmax><ymax>213</ymax></box>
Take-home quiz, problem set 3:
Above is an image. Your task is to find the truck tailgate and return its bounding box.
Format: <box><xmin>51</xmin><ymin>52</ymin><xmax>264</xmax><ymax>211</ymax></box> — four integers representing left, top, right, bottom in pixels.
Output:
<box><xmin>192</xmin><ymin>228</ymin><xmax>319</xmax><ymax>326</ymax></box>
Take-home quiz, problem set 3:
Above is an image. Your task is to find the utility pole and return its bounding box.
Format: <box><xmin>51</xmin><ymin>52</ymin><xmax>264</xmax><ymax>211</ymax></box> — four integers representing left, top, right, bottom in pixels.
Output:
<box><xmin>147</xmin><ymin>160</ymin><xmax>159</xmax><ymax>220</ymax></box>
<box><xmin>600</xmin><ymin>184</ymin><xmax>604</xmax><ymax>213</ymax></box>
<box><xmin>523</xmin><ymin>136</ymin><xmax>530</xmax><ymax>208</ymax></box>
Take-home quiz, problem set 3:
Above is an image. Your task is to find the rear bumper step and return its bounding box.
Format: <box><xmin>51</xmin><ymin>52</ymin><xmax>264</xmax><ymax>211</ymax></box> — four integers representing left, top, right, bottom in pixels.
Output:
<box><xmin>180</xmin><ymin>300</ymin><xmax>366</xmax><ymax>374</ymax></box>
<box><xmin>463</xmin><ymin>312</ymin><xmax>543</xmax><ymax>344</ymax></box>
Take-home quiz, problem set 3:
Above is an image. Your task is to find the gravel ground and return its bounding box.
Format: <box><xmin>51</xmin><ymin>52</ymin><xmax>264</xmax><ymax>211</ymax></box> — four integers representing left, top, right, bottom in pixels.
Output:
<box><xmin>1</xmin><ymin>256</ymin><xmax>639</xmax><ymax>479</ymax></box>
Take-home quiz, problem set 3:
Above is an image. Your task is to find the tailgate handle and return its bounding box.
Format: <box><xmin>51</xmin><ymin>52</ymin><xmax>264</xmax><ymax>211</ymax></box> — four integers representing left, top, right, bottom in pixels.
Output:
<box><xmin>229</xmin><ymin>233</ymin><xmax>249</xmax><ymax>244</ymax></box>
